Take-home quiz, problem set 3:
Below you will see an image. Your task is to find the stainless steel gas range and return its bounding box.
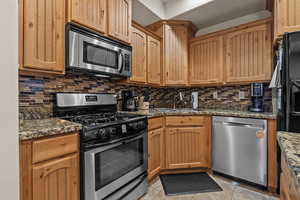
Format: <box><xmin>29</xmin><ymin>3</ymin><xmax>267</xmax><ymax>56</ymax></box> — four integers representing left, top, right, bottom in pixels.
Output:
<box><xmin>54</xmin><ymin>93</ymin><xmax>148</xmax><ymax>200</ymax></box>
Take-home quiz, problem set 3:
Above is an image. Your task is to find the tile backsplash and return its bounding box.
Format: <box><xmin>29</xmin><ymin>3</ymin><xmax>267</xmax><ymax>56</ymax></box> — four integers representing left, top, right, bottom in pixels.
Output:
<box><xmin>19</xmin><ymin>72</ymin><xmax>273</xmax><ymax>120</ymax></box>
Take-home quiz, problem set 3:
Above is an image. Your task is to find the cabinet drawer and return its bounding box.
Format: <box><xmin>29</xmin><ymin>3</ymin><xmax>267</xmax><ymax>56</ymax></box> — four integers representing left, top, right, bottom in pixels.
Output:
<box><xmin>165</xmin><ymin>116</ymin><xmax>205</xmax><ymax>127</ymax></box>
<box><xmin>32</xmin><ymin>133</ymin><xmax>79</xmax><ymax>163</ymax></box>
<box><xmin>148</xmin><ymin>117</ymin><xmax>163</xmax><ymax>130</ymax></box>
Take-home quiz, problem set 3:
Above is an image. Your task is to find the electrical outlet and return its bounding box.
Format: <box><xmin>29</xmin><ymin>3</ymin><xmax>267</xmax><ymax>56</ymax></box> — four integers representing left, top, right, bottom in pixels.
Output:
<box><xmin>239</xmin><ymin>91</ymin><xmax>246</xmax><ymax>100</ymax></box>
<box><xmin>213</xmin><ymin>92</ymin><xmax>218</xmax><ymax>99</ymax></box>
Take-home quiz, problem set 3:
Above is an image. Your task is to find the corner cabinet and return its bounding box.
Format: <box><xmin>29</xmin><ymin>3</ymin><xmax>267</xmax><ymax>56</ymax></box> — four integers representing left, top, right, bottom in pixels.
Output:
<box><xmin>20</xmin><ymin>0</ymin><xmax>66</xmax><ymax>74</ymax></box>
<box><xmin>69</xmin><ymin>0</ymin><xmax>107</xmax><ymax>34</ymax></box>
<box><xmin>108</xmin><ymin>0</ymin><xmax>132</xmax><ymax>44</ymax></box>
<box><xmin>189</xmin><ymin>36</ymin><xmax>224</xmax><ymax>86</ymax></box>
<box><xmin>127</xmin><ymin>22</ymin><xmax>162</xmax><ymax>85</ymax></box>
<box><xmin>224</xmin><ymin>21</ymin><xmax>272</xmax><ymax>84</ymax></box>
<box><xmin>274</xmin><ymin>0</ymin><xmax>300</xmax><ymax>40</ymax></box>
<box><xmin>147</xmin><ymin>21</ymin><xmax>196</xmax><ymax>86</ymax></box>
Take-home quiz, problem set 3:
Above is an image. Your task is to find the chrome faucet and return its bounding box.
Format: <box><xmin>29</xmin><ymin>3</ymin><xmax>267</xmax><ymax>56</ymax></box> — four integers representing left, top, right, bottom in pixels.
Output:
<box><xmin>173</xmin><ymin>92</ymin><xmax>187</xmax><ymax>109</ymax></box>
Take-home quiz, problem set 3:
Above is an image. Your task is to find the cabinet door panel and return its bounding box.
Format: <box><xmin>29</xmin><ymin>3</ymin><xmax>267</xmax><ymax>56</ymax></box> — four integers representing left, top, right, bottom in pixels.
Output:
<box><xmin>147</xmin><ymin>36</ymin><xmax>161</xmax><ymax>85</ymax></box>
<box><xmin>165</xmin><ymin>126</ymin><xmax>210</xmax><ymax>169</ymax></box>
<box><xmin>108</xmin><ymin>0</ymin><xmax>132</xmax><ymax>43</ymax></box>
<box><xmin>164</xmin><ymin>25</ymin><xmax>188</xmax><ymax>86</ymax></box>
<box><xmin>148</xmin><ymin>128</ymin><xmax>163</xmax><ymax>179</ymax></box>
<box><xmin>189</xmin><ymin>36</ymin><xmax>223</xmax><ymax>85</ymax></box>
<box><xmin>70</xmin><ymin>0</ymin><xmax>106</xmax><ymax>33</ymax></box>
<box><xmin>23</xmin><ymin>0</ymin><xmax>66</xmax><ymax>73</ymax></box>
<box><xmin>278</xmin><ymin>0</ymin><xmax>300</xmax><ymax>36</ymax></box>
<box><xmin>225</xmin><ymin>23</ymin><xmax>272</xmax><ymax>83</ymax></box>
<box><xmin>32</xmin><ymin>154</ymin><xmax>79</xmax><ymax>200</ymax></box>
<box><xmin>130</xmin><ymin>27</ymin><xmax>147</xmax><ymax>83</ymax></box>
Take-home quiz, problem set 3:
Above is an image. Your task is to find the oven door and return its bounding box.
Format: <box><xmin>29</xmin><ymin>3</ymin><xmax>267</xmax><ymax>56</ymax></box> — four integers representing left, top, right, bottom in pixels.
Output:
<box><xmin>84</xmin><ymin>132</ymin><xmax>147</xmax><ymax>200</ymax></box>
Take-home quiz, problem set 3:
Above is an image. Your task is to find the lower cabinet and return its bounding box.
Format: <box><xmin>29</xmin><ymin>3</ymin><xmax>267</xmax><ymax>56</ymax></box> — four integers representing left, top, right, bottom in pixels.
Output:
<box><xmin>32</xmin><ymin>154</ymin><xmax>79</xmax><ymax>200</ymax></box>
<box><xmin>148</xmin><ymin>128</ymin><xmax>163</xmax><ymax>179</ymax></box>
<box><xmin>165</xmin><ymin>126</ymin><xmax>211</xmax><ymax>169</ymax></box>
<box><xmin>20</xmin><ymin>133</ymin><xmax>80</xmax><ymax>200</ymax></box>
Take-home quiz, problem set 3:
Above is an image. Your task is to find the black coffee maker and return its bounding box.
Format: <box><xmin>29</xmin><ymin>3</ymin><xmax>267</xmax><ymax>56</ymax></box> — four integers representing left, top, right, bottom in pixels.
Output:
<box><xmin>249</xmin><ymin>83</ymin><xmax>264</xmax><ymax>112</ymax></box>
<box><xmin>121</xmin><ymin>90</ymin><xmax>138</xmax><ymax>111</ymax></box>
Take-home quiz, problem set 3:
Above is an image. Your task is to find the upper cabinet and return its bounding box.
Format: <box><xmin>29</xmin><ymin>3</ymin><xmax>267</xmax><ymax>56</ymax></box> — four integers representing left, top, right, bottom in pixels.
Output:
<box><xmin>20</xmin><ymin>0</ymin><xmax>66</xmax><ymax>74</ymax></box>
<box><xmin>189</xmin><ymin>36</ymin><xmax>224</xmax><ymax>86</ymax></box>
<box><xmin>70</xmin><ymin>0</ymin><xmax>107</xmax><ymax>34</ymax></box>
<box><xmin>147</xmin><ymin>35</ymin><xmax>162</xmax><ymax>85</ymax></box>
<box><xmin>130</xmin><ymin>26</ymin><xmax>147</xmax><ymax>83</ymax></box>
<box><xmin>128</xmin><ymin>22</ymin><xmax>162</xmax><ymax>85</ymax></box>
<box><xmin>108</xmin><ymin>0</ymin><xmax>132</xmax><ymax>44</ymax></box>
<box><xmin>148</xmin><ymin>21</ymin><xmax>196</xmax><ymax>86</ymax></box>
<box><xmin>224</xmin><ymin>21</ymin><xmax>272</xmax><ymax>84</ymax></box>
<box><xmin>274</xmin><ymin>0</ymin><xmax>300</xmax><ymax>39</ymax></box>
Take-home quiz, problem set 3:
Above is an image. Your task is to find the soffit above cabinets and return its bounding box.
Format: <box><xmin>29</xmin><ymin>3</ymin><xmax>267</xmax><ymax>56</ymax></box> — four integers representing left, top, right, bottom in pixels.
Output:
<box><xmin>133</xmin><ymin>0</ymin><xmax>268</xmax><ymax>30</ymax></box>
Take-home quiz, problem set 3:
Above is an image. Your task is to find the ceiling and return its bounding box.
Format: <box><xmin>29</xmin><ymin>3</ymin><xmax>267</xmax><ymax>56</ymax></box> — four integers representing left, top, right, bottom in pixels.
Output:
<box><xmin>133</xmin><ymin>0</ymin><xmax>268</xmax><ymax>30</ymax></box>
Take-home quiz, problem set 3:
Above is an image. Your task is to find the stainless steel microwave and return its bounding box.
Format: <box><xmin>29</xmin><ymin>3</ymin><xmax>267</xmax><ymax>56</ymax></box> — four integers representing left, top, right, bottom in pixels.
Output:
<box><xmin>67</xmin><ymin>24</ymin><xmax>132</xmax><ymax>78</ymax></box>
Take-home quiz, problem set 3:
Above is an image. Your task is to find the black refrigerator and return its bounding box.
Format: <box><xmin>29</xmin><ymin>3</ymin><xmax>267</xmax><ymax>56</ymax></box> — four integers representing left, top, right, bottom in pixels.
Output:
<box><xmin>278</xmin><ymin>31</ymin><xmax>300</xmax><ymax>132</ymax></box>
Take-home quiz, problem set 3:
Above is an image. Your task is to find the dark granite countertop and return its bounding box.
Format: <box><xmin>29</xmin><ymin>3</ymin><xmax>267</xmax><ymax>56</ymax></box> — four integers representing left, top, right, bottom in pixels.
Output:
<box><xmin>122</xmin><ymin>108</ymin><xmax>277</xmax><ymax>120</ymax></box>
<box><xmin>277</xmin><ymin>131</ymin><xmax>300</xmax><ymax>190</ymax></box>
<box><xmin>19</xmin><ymin>118</ymin><xmax>82</xmax><ymax>141</ymax></box>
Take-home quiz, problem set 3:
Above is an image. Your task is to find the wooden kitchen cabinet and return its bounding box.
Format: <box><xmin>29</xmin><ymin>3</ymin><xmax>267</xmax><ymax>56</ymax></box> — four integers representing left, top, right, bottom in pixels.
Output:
<box><xmin>165</xmin><ymin>116</ymin><xmax>211</xmax><ymax>170</ymax></box>
<box><xmin>130</xmin><ymin>26</ymin><xmax>147</xmax><ymax>83</ymax></box>
<box><xmin>108</xmin><ymin>0</ymin><xmax>132</xmax><ymax>44</ymax></box>
<box><xmin>20</xmin><ymin>0</ymin><xmax>66</xmax><ymax>74</ymax></box>
<box><xmin>32</xmin><ymin>154</ymin><xmax>79</xmax><ymax>200</ymax></box>
<box><xmin>147</xmin><ymin>21</ymin><xmax>197</xmax><ymax>86</ymax></box>
<box><xmin>69</xmin><ymin>0</ymin><xmax>107</xmax><ymax>34</ymax></box>
<box><xmin>20</xmin><ymin>133</ymin><xmax>80</xmax><ymax>200</ymax></box>
<box><xmin>148</xmin><ymin>128</ymin><xmax>164</xmax><ymax>180</ymax></box>
<box><xmin>189</xmin><ymin>36</ymin><xmax>224</xmax><ymax>85</ymax></box>
<box><xmin>147</xmin><ymin>35</ymin><xmax>162</xmax><ymax>85</ymax></box>
<box><xmin>147</xmin><ymin>117</ymin><xmax>164</xmax><ymax>180</ymax></box>
<box><xmin>274</xmin><ymin>0</ymin><xmax>300</xmax><ymax>40</ymax></box>
<box><xmin>224</xmin><ymin>21</ymin><xmax>272</xmax><ymax>84</ymax></box>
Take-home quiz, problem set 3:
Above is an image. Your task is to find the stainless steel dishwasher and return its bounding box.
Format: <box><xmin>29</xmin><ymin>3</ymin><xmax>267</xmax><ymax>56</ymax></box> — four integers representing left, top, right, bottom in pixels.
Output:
<box><xmin>212</xmin><ymin>116</ymin><xmax>267</xmax><ymax>186</ymax></box>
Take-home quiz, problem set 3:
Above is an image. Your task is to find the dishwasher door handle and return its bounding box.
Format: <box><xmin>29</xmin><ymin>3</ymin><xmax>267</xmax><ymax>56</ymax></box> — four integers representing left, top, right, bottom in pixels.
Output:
<box><xmin>216</xmin><ymin>121</ymin><xmax>264</xmax><ymax>129</ymax></box>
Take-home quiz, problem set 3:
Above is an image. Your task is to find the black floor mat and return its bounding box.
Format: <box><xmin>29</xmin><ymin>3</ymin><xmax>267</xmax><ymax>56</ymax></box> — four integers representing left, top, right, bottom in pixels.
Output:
<box><xmin>160</xmin><ymin>173</ymin><xmax>223</xmax><ymax>196</ymax></box>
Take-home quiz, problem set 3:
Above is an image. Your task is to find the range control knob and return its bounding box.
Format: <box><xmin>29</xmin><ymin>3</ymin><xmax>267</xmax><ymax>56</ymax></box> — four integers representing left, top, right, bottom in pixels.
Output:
<box><xmin>97</xmin><ymin>128</ymin><xmax>110</xmax><ymax>139</ymax></box>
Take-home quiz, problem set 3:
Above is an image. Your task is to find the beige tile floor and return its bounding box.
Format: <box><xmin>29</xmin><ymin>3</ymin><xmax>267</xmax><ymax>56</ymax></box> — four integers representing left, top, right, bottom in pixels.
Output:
<box><xmin>140</xmin><ymin>175</ymin><xmax>279</xmax><ymax>200</ymax></box>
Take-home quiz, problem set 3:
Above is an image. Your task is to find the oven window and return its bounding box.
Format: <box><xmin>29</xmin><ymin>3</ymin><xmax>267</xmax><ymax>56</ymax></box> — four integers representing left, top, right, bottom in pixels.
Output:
<box><xmin>83</xmin><ymin>42</ymin><xmax>118</xmax><ymax>69</ymax></box>
<box><xmin>94</xmin><ymin>138</ymin><xmax>144</xmax><ymax>190</ymax></box>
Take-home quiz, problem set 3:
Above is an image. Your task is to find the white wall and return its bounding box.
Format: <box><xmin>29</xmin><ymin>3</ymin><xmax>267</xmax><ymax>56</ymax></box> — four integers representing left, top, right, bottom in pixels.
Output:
<box><xmin>164</xmin><ymin>0</ymin><xmax>214</xmax><ymax>19</ymax></box>
<box><xmin>0</xmin><ymin>0</ymin><xmax>19</xmax><ymax>199</ymax></box>
<box><xmin>195</xmin><ymin>10</ymin><xmax>271</xmax><ymax>36</ymax></box>
<box><xmin>137</xmin><ymin>0</ymin><xmax>166</xmax><ymax>19</ymax></box>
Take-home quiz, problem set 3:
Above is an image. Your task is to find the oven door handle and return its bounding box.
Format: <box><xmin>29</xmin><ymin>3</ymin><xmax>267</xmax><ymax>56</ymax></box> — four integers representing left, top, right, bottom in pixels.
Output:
<box><xmin>85</xmin><ymin>133</ymin><xmax>146</xmax><ymax>154</ymax></box>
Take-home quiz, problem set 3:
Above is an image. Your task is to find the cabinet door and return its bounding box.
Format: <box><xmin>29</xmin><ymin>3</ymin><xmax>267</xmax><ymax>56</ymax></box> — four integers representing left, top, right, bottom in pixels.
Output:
<box><xmin>70</xmin><ymin>0</ymin><xmax>107</xmax><ymax>34</ymax></box>
<box><xmin>22</xmin><ymin>0</ymin><xmax>66</xmax><ymax>73</ymax></box>
<box><xmin>32</xmin><ymin>154</ymin><xmax>79</xmax><ymax>200</ymax></box>
<box><xmin>189</xmin><ymin>36</ymin><xmax>224</xmax><ymax>85</ymax></box>
<box><xmin>165</xmin><ymin>127</ymin><xmax>211</xmax><ymax>169</ymax></box>
<box><xmin>147</xmin><ymin>35</ymin><xmax>161</xmax><ymax>85</ymax></box>
<box><xmin>225</xmin><ymin>23</ymin><xmax>272</xmax><ymax>84</ymax></box>
<box><xmin>108</xmin><ymin>0</ymin><xmax>132</xmax><ymax>44</ymax></box>
<box><xmin>276</xmin><ymin>0</ymin><xmax>300</xmax><ymax>37</ymax></box>
<box><xmin>164</xmin><ymin>25</ymin><xmax>188</xmax><ymax>86</ymax></box>
<box><xmin>148</xmin><ymin>128</ymin><xmax>163</xmax><ymax>179</ymax></box>
<box><xmin>130</xmin><ymin>26</ymin><xmax>147</xmax><ymax>83</ymax></box>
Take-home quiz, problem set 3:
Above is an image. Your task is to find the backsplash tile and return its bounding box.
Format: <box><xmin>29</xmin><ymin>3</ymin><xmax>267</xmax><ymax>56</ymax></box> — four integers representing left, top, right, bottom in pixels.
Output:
<box><xmin>19</xmin><ymin>73</ymin><xmax>273</xmax><ymax>120</ymax></box>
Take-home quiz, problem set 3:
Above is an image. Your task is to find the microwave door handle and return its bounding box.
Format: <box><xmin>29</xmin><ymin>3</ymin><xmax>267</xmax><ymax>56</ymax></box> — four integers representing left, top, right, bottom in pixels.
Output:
<box><xmin>118</xmin><ymin>50</ymin><xmax>124</xmax><ymax>73</ymax></box>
